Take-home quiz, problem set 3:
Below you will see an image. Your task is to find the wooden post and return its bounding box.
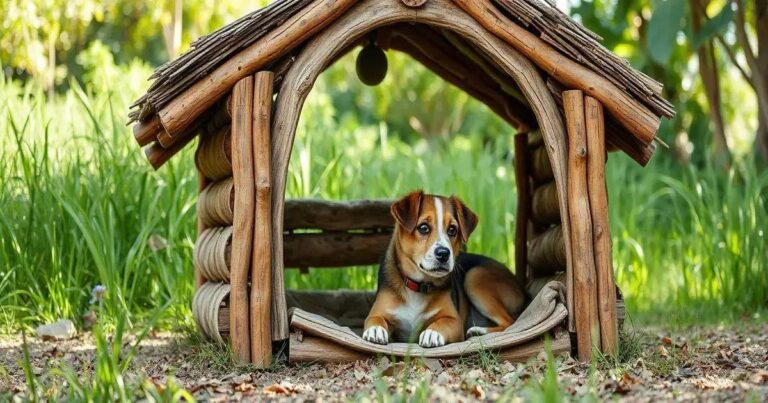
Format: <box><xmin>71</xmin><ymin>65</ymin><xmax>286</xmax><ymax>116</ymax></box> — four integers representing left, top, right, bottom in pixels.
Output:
<box><xmin>563</xmin><ymin>90</ymin><xmax>601</xmax><ymax>361</ymax></box>
<box><xmin>513</xmin><ymin>132</ymin><xmax>530</xmax><ymax>286</ymax></box>
<box><xmin>251</xmin><ymin>71</ymin><xmax>274</xmax><ymax>367</ymax></box>
<box><xmin>230</xmin><ymin>76</ymin><xmax>255</xmax><ymax>363</ymax></box>
<box><xmin>585</xmin><ymin>96</ymin><xmax>618</xmax><ymax>355</ymax></box>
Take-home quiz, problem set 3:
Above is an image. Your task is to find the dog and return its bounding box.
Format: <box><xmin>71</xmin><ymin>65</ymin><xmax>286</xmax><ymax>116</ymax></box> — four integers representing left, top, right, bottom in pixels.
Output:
<box><xmin>363</xmin><ymin>190</ymin><xmax>525</xmax><ymax>348</ymax></box>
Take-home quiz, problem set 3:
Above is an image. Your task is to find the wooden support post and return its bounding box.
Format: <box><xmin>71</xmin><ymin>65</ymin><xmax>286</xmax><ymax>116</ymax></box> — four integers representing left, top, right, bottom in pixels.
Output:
<box><xmin>513</xmin><ymin>132</ymin><xmax>530</xmax><ymax>286</ymax></box>
<box><xmin>230</xmin><ymin>76</ymin><xmax>255</xmax><ymax>363</ymax></box>
<box><xmin>196</xmin><ymin>148</ymin><xmax>210</xmax><ymax>289</ymax></box>
<box><xmin>251</xmin><ymin>71</ymin><xmax>274</xmax><ymax>367</ymax></box>
<box><xmin>563</xmin><ymin>90</ymin><xmax>601</xmax><ymax>361</ymax></box>
<box><xmin>585</xmin><ymin>96</ymin><xmax>618</xmax><ymax>356</ymax></box>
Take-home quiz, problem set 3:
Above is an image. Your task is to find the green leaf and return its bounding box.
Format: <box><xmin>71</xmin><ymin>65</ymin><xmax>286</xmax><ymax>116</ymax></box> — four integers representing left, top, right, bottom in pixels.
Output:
<box><xmin>647</xmin><ymin>0</ymin><xmax>686</xmax><ymax>64</ymax></box>
<box><xmin>691</xmin><ymin>3</ymin><xmax>735</xmax><ymax>49</ymax></box>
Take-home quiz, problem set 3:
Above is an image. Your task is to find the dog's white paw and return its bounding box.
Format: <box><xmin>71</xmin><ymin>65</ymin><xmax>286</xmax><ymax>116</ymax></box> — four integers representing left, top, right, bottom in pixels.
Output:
<box><xmin>418</xmin><ymin>329</ymin><xmax>446</xmax><ymax>348</ymax></box>
<box><xmin>363</xmin><ymin>326</ymin><xmax>389</xmax><ymax>345</ymax></box>
<box><xmin>466</xmin><ymin>326</ymin><xmax>489</xmax><ymax>338</ymax></box>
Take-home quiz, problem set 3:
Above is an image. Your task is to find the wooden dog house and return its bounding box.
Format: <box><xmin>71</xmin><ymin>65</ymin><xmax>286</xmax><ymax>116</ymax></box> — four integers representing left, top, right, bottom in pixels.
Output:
<box><xmin>129</xmin><ymin>0</ymin><xmax>673</xmax><ymax>366</ymax></box>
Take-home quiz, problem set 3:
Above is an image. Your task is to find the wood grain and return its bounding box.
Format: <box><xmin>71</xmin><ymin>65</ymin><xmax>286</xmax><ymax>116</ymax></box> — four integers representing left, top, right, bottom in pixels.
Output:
<box><xmin>531</xmin><ymin>181</ymin><xmax>560</xmax><ymax>225</ymax></box>
<box><xmin>563</xmin><ymin>90</ymin><xmax>600</xmax><ymax>361</ymax></box>
<box><xmin>513</xmin><ymin>132</ymin><xmax>531</xmax><ymax>286</ymax></box>
<box><xmin>283</xmin><ymin>232</ymin><xmax>391</xmax><ymax>268</ymax></box>
<box><xmin>528</xmin><ymin>225</ymin><xmax>567</xmax><ymax>275</ymax></box>
<box><xmin>230</xmin><ymin>77</ymin><xmax>255</xmax><ymax>363</ymax></box>
<box><xmin>251</xmin><ymin>71</ymin><xmax>275</xmax><ymax>367</ymax></box>
<box><xmin>585</xmin><ymin>96</ymin><xmax>618</xmax><ymax>356</ymax></box>
<box><xmin>284</xmin><ymin>199</ymin><xmax>394</xmax><ymax>231</ymax></box>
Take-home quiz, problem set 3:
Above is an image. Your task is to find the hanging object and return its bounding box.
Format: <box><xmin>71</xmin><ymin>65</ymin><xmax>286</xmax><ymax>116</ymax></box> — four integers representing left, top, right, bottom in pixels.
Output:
<box><xmin>355</xmin><ymin>33</ymin><xmax>388</xmax><ymax>86</ymax></box>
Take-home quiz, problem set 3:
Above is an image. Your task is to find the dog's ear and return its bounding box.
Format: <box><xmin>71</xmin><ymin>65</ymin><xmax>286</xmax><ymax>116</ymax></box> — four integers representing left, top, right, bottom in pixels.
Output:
<box><xmin>450</xmin><ymin>196</ymin><xmax>478</xmax><ymax>243</ymax></box>
<box><xmin>391</xmin><ymin>190</ymin><xmax>424</xmax><ymax>233</ymax></box>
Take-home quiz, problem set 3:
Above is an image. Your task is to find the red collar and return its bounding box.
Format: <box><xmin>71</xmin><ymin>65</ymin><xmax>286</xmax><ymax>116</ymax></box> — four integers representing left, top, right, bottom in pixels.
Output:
<box><xmin>402</xmin><ymin>276</ymin><xmax>439</xmax><ymax>293</ymax></box>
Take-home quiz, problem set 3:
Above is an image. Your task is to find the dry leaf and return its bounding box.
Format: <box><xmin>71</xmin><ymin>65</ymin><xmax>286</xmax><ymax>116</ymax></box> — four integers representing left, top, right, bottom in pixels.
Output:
<box><xmin>263</xmin><ymin>383</ymin><xmax>296</xmax><ymax>395</ymax></box>
<box><xmin>469</xmin><ymin>384</ymin><xmax>485</xmax><ymax>399</ymax></box>
<box><xmin>661</xmin><ymin>336</ymin><xmax>673</xmax><ymax>345</ymax></box>
<box><xmin>657</xmin><ymin>345</ymin><xmax>669</xmax><ymax>358</ymax></box>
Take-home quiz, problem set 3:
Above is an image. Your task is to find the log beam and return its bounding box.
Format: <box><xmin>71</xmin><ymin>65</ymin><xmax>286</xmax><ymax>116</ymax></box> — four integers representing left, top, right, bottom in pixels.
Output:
<box><xmin>251</xmin><ymin>71</ymin><xmax>275</xmax><ymax>367</ymax></box>
<box><xmin>453</xmin><ymin>0</ymin><xmax>660</xmax><ymax>145</ymax></box>
<box><xmin>563</xmin><ymin>90</ymin><xmax>600</xmax><ymax>361</ymax></box>
<box><xmin>531</xmin><ymin>181</ymin><xmax>560</xmax><ymax>225</ymax></box>
<box><xmin>230</xmin><ymin>76</ymin><xmax>255</xmax><ymax>363</ymax></box>
<box><xmin>513</xmin><ymin>133</ymin><xmax>530</xmax><ymax>286</ymax></box>
<box><xmin>528</xmin><ymin>226</ymin><xmax>567</xmax><ymax>275</ymax></box>
<box><xmin>156</xmin><ymin>0</ymin><xmax>358</xmax><ymax>141</ymax></box>
<box><xmin>585</xmin><ymin>96</ymin><xmax>618</xmax><ymax>356</ymax></box>
<box><xmin>283</xmin><ymin>232</ymin><xmax>392</xmax><ymax>268</ymax></box>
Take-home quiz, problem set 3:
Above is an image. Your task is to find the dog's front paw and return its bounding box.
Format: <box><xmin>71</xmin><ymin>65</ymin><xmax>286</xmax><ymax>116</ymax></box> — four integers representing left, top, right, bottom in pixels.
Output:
<box><xmin>466</xmin><ymin>326</ymin><xmax>489</xmax><ymax>338</ymax></box>
<box><xmin>363</xmin><ymin>326</ymin><xmax>389</xmax><ymax>345</ymax></box>
<box><xmin>418</xmin><ymin>329</ymin><xmax>446</xmax><ymax>348</ymax></box>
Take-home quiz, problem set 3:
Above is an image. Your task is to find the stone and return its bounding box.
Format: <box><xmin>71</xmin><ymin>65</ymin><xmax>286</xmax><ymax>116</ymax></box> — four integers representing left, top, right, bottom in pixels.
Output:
<box><xmin>35</xmin><ymin>319</ymin><xmax>77</xmax><ymax>341</ymax></box>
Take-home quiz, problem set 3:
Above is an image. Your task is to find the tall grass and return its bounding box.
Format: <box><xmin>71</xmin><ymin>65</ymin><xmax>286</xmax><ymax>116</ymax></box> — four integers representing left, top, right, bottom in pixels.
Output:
<box><xmin>1</xmin><ymin>55</ymin><xmax>766</xmax><ymax>334</ymax></box>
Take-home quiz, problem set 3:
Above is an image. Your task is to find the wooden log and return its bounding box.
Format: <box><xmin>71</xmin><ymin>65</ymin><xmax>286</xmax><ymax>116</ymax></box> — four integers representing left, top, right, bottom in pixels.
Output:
<box><xmin>453</xmin><ymin>0</ymin><xmax>661</xmax><ymax>145</ymax></box>
<box><xmin>199</xmin><ymin>195</ymin><xmax>397</xmax><ymax>232</ymax></box>
<box><xmin>531</xmin><ymin>182</ymin><xmax>560</xmax><ymax>225</ymax></box>
<box><xmin>269</xmin><ymin>0</ymin><xmax>571</xmax><ymax>341</ymax></box>
<box><xmin>528</xmin><ymin>226</ymin><xmax>567</xmax><ymax>275</ymax></box>
<box><xmin>230</xmin><ymin>76</ymin><xmax>255</xmax><ymax>363</ymax></box>
<box><xmin>194</xmin><ymin>226</ymin><xmax>232</xmax><ymax>282</ymax></box>
<box><xmin>513</xmin><ymin>133</ymin><xmax>530</xmax><ymax>286</ymax></box>
<box><xmin>284</xmin><ymin>199</ymin><xmax>394</xmax><ymax>231</ymax></box>
<box><xmin>144</xmin><ymin>128</ymin><xmax>197</xmax><ymax>170</ymax></box>
<box><xmin>563</xmin><ymin>90</ymin><xmax>601</xmax><ymax>361</ymax></box>
<box><xmin>289</xmin><ymin>332</ymin><xmax>371</xmax><ymax>363</ymax></box>
<box><xmin>195</xmin><ymin>125</ymin><xmax>232</xmax><ymax>181</ymax></box>
<box><xmin>133</xmin><ymin>115</ymin><xmax>162</xmax><ymax>147</ymax></box>
<box><xmin>156</xmin><ymin>0</ymin><xmax>358</xmax><ymax>141</ymax></box>
<box><xmin>199</xmin><ymin>178</ymin><xmax>235</xmax><ymax>227</ymax></box>
<box><xmin>283</xmin><ymin>232</ymin><xmax>391</xmax><ymax>268</ymax></box>
<box><xmin>546</xmin><ymin>78</ymin><xmax>655</xmax><ymax>166</ymax></box>
<box><xmin>194</xmin><ymin>226</ymin><xmax>391</xmax><ymax>274</ymax></box>
<box><xmin>585</xmin><ymin>96</ymin><xmax>618</xmax><ymax>356</ymax></box>
<box><xmin>196</xmin><ymin>161</ymin><xmax>211</xmax><ymax>289</ymax></box>
<box><xmin>529</xmin><ymin>145</ymin><xmax>554</xmax><ymax>183</ymax></box>
<box><xmin>288</xmin><ymin>330</ymin><xmax>570</xmax><ymax>363</ymax></box>
<box><xmin>251</xmin><ymin>71</ymin><xmax>275</xmax><ymax>367</ymax></box>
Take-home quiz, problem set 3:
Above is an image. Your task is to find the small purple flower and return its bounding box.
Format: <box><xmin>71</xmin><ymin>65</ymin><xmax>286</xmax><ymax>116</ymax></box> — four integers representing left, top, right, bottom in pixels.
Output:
<box><xmin>90</xmin><ymin>285</ymin><xmax>106</xmax><ymax>304</ymax></box>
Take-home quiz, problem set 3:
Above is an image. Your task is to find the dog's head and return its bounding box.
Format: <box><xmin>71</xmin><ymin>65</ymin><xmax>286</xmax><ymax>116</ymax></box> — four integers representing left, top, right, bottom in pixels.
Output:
<box><xmin>391</xmin><ymin>190</ymin><xmax>478</xmax><ymax>279</ymax></box>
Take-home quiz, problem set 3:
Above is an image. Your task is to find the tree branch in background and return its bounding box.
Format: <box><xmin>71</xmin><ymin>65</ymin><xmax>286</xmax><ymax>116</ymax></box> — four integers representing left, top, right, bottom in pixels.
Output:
<box><xmin>689</xmin><ymin>0</ymin><xmax>730</xmax><ymax>166</ymax></box>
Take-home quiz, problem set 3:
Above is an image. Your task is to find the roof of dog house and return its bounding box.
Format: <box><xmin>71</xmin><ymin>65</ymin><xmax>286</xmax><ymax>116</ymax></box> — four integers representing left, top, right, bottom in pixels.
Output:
<box><xmin>130</xmin><ymin>0</ymin><xmax>673</xmax><ymax>365</ymax></box>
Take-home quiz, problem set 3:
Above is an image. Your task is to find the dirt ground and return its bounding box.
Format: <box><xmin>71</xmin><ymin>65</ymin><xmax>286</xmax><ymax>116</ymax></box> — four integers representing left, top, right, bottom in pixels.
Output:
<box><xmin>1</xmin><ymin>323</ymin><xmax>767</xmax><ymax>401</ymax></box>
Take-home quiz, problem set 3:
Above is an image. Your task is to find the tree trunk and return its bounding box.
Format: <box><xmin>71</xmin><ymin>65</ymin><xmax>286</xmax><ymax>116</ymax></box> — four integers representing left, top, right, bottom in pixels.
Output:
<box><xmin>690</xmin><ymin>0</ymin><xmax>730</xmax><ymax>166</ymax></box>
<box><xmin>757</xmin><ymin>0</ymin><xmax>768</xmax><ymax>163</ymax></box>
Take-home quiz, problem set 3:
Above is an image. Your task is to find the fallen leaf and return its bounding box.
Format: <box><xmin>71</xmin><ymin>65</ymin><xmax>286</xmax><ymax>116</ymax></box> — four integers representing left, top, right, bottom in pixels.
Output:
<box><xmin>661</xmin><ymin>336</ymin><xmax>673</xmax><ymax>345</ymax></box>
<box><xmin>468</xmin><ymin>384</ymin><xmax>485</xmax><ymax>399</ymax></box>
<box><xmin>263</xmin><ymin>383</ymin><xmax>296</xmax><ymax>395</ymax></box>
<box><xmin>657</xmin><ymin>345</ymin><xmax>669</xmax><ymax>358</ymax></box>
<box><xmin>750</xmin><ymin>370</ymin><xmax>768</xmax><ymax>384</ymax></box>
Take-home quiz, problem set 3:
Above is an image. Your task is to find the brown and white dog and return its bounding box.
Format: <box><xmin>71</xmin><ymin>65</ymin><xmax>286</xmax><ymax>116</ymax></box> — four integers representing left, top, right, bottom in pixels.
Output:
<box><xmin>363</xmin><ymin>190</ymin><xmax>525</xmax><ymax>348</ymax></box>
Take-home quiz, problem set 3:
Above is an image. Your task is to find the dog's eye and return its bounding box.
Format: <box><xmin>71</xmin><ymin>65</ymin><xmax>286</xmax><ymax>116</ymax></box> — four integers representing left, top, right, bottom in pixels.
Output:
<box><xmin>417</xmin><ymin>223</ymin><xmax>430</xmax><ymax>235</ymax></box>
<box><xmin>447</xmin><ymin>225</ymin><xmax>457</xmax><ymax>237</ymax></box>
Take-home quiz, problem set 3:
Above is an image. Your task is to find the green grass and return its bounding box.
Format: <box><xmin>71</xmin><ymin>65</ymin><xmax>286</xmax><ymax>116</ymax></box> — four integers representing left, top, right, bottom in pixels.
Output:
<box><xmin>1</xmin><ymin>51</ymin><xmax>766</xmax><ymax>338</ymax></box>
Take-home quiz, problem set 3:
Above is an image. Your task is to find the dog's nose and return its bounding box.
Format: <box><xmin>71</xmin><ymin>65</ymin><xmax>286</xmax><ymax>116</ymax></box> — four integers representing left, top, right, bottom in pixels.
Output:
<box><xmin>435</xmin><ymin>246</ymin><xmax>450</xmax><ymax>263</ymax></box>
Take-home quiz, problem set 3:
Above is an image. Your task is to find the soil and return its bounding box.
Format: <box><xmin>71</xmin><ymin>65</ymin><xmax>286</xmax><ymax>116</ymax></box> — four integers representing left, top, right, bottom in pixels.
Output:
<box><xmin>1</xmin><ymin>324</ymin><xmax>767</xmax><ymax>401</ymax></box>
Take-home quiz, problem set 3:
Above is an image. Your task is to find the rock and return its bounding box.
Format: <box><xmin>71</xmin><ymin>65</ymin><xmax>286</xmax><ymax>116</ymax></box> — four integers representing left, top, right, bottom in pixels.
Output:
<box><xmin>35</xmin><ymin>319</ymin><xmax>77</xmax><ymax>341</ymax></box>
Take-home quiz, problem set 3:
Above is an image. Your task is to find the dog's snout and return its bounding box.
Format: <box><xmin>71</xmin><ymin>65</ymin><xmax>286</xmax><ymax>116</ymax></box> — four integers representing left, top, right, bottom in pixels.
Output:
<box><xmin>434</xmin><ymin>246</ymin><xmax>450</xmax><ymax>263</ymax></box>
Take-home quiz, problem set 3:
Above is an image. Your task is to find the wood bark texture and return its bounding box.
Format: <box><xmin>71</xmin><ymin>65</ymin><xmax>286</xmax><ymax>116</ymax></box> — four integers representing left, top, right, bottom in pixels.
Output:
<box><xmin>251</xmin><ymin>71</ymin><xmax>275</xmax><ymax>367</ymax></box>
<box><xmin>513</xmin><ymin>133</ymin><xmax>531</xmax><ymax>286</ymax></box>
<box><xmin>563</xmin><ymin>90</ymin><xmax>601</xmax><ymax>361</ymax></box>
<box><xmin>230</xmin><ymin>77</ymin><xmax>255</xmax><ymax>363</ymax></box>
<box><xmin>283</xmin><ymin>232</ymin><xmax>392</xmax><ymax>268</ymax></box>
<box><xmin>531</xmin><ymin>181</ymin><xmax>560</xmax><ymax>225</ymax></box>
<box><xmin>584</xmin><ymin>96</ymin><xmax>618</xmax><ymax>356</ymax></box>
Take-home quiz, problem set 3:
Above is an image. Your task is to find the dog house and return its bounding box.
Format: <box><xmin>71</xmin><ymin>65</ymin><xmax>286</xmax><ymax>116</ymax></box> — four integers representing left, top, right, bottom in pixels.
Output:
<box><xmin>129</xmin><ymin>0</ymin><xmax>673</xmax><ymax>366</ymax></box>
